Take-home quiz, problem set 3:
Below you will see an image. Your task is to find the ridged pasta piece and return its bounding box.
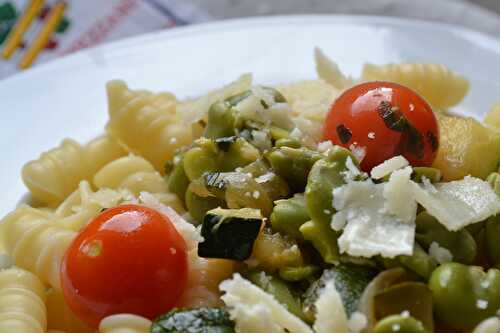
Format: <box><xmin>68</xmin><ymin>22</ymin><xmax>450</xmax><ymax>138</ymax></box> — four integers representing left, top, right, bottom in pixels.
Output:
<box><xmin>361</xmin><ymin>63</ymin><xmax>469</xmax><ymax>108</ymax></box>
<box><xmin>54</xmin><ymin>181</ymin><xmax>137</xmax><ymax>231</ymax></box>
<box><xmin>93</xmin><ymin>155</ymin><xmax>167</xmax><ymax>195</ymax></box>
<box><xmin>22</xmin><ymin>135</ymin><xmax>126</xmax><ymax>206</ymax></box>
<box><xmin>98</xmin><ymin>314</ymin><xmax>151</xmax><ymax>333</ymax></box>
<box><xmin>314</xmin><ymin>47</ymin><xmax>353</xmax><ymax>90</ymax></box>
<box><xmin>1</xmin><ymin>205</ymin><xmax>76</xmax><ymax>291</ymax></box>
<box><xmin>46</xmin><ymin>289</ymin><xmax>93</xmax><ymax>333</ymax></box>
<box><xmin>106</xmin><ymin>81</ymin><xmax>194</xmax><ymax>172</ymax></box>
<box><xmin>177</xmin><ymin>249</ymin><xmax>235</xmax><ymax>308</ymax></box>
<box><xmin>0</xmin><ymin>267</ymin><xmax>47</xmax><ymax>333</ymax></box>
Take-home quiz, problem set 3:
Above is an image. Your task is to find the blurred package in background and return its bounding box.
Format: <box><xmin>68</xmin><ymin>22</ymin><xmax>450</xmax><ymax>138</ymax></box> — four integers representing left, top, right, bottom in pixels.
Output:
<box><xmin>0</xmin><ymin>0</ymin><xmax>210</xmax><ymax>78</ymax></box>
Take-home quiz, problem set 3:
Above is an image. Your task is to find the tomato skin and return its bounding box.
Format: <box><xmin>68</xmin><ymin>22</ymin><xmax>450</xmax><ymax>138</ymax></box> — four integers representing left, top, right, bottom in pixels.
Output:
<box><xmin>61</xmin><ymin>204</ymin><xmax>188</xmax><ymax>329</ymax></box>
<box><xmin>323</xmin><ymin>81</ymin><xmax>439</xmax><ymax>171</ymax></box>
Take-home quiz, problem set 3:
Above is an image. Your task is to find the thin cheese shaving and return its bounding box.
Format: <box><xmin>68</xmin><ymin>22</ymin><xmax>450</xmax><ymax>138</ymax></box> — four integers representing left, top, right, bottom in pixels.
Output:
<box><xmin>313</xmin><ymin>282</ymin><xmax>349</xmax><ymax>333</ymax></box>
<box><xmin>412</xmin><ymin>176</ymin><xmax>500</xmax><ymax>231</ymax></box>
<box><xmin>383</xmin><ymin>166</ymin><xmax>417</xmax><ymax>223</ymax></box>
<box><xmin>220</xmin><ymin>274</ymin><xmax>313</xmax><ymax>333</ymax></box>
<box><xmin>370</xmin><ymin>155</ymin><xmax>409</xmax><ymax>180</ymax></box>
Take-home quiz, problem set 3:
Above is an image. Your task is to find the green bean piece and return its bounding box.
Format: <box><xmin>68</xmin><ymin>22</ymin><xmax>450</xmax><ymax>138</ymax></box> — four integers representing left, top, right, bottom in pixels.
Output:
<box><xmin>299</xmin><ymin>220</ymin><xmax>340</xmax><ymax>264</ymax></box>
<box><xmin>487</xmin><ymin>172</ymin><xmax>500</xmax><ymax>195</ymax></box>
<box><xmin>271</xmin><ymin>194</ymin><xmax>310</xmax><ymax>240</ymax></box>
<box><xmin>247</xmin><ymin>271</ymin><xmax>307</xmax><ymax>321</ymax></box>
<box><xmin>305</xmin><ymin>146</ymin><xmax>357</xmax><ymax>228</ymax></box>
<box><xmin>279</xmin><ymin>265</ymin><xmax>319</xmax><ymax>282</ymax></box>
<box><xmin>429</xmin><ymin>263</ymin><xmax>500</xmax><ymax>331</ymax></box>
<box><xmin>265</xmin><ymin>147</ymin><xmax>323</xmax><ymax>192</ymax></box>
<box><xmin>486</xmin><ymin>214</ymin><xmax>500</xmax><ymax>265</ymax></box>
<box><xmin>185</xmin><ymin>188</ymin><xmax>225</xmax><ymax>224</ymax></box>
<box><xmin>374</xmin><ymin>282</ymin><xmax>434</xmax><ymax>333</ymax></box>
<box><xmin>412</xmin><ymin>167</ymin><xmax>442</xmax><ymax>183</ymax></box>
<box><xmin>274</xmin><ymin>137</ymin><xmax>302</xmax><ymax>148</ymax></box>
<box><xmin>385</xmin><ymin>243</ymin><xmax>437</xmax><ymax>280</ymax></box>
<box><xmin>183</xmin><ymin>137</ymin><xmax>260</xmax><ymax>181</ymax></box>
<box><xmin>373</xmin><ymin>315</ymin><xmax>429</xmax><ymax>333</ymax></box>
<box><xmin>303</xmin><ymin>264</ymin><xmax>378</xmax><ymax>322</ymax></box>
<box><xmin>415</xmin><ymin>211</ymin><xmax>477</xmax><ymax>264</ymax></box>
<box><xmin>166</xmin><ymin>154</ymin><xmax>190</xmax><ymax>203</ymax></box>
<box><xmin>205</xmin><ymin>100</ymin><xmax>237</xmax><ymax>139</ymax></box>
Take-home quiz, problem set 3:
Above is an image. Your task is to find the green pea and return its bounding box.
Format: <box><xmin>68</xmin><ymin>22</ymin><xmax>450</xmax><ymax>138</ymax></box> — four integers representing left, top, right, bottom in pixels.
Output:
<box><xmin>185</xmin><ymin>188</ymin><xmax>225</xmax><ymax>224</ymax></box>
<box><xmin>429</xmin><ymin>263</ymin><xmax>500</xmax><ymax>331</ymax></box>
<box><xmin>486</xmin><ymin>214</ymin><xmax>500</xmax><ymax>265</ymax></box>
<box><xmin>271</xmin><ymin>194</ymin><xmax>310</xmax><ymax>240</ymax></box>
<box><xmin>374</xmin><ymin>282</ymin><xmax>434</xmax><ymax>332</ymax></box>
<box><xmin>299</xmin><ymin>220</ymin><xmax>340</xmax><ymax>264</ymax></box>
<box><xmin>412</xmin><ymin>167</ymin><xmax>442</xmax><ymax>183</ymax></box>
<box><xmin>166</xmin><ymin>154</ymin><xmax>190</xmax><ymax>203</ymax></box>
<box><xmin>416</xmin><ymin>211</ymin><xmax>477</xmax><ymax>264</ymax></box>
<box><xmin>265</xmin><ymin>147</ymin><xmax>323</xmax><ymax>192</ymax></box>
<box><xmin>374</xmin><ymin>315</ymin><xmax>429</xmax><ymax>333</ymax></box>
<box><xmin>486</xmin><ymin>172</ymin><xmax>500</xmax><ymax>195</ymax></box>
<box><xmin>305</xmin><ymin>146</ymin><xmax>357</xmax><ymax>228</ymax></box>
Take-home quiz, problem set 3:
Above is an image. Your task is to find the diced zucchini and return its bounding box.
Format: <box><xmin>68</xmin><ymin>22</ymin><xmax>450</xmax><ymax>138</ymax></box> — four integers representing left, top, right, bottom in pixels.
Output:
<box><xmin>198</xmin><ymin>208</ymin><xmax>263</xmax><ymax>260</ymax></box>
<box><xmin>152</xmin><ymin>307</ymin><xmax>235</xmax><ymax>333</ymax></box>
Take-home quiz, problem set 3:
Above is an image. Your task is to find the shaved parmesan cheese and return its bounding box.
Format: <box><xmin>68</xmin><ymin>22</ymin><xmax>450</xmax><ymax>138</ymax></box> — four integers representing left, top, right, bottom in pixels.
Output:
<box><xmin>348</xmin><ymin>312</ymin><xmax>368</xmax><ymax>333</ymax></box>
<box><xmin>370</xmin><ymin>155</ymin><xmax>409</xmax><ymax>180</ymax></box>
<box><xmin>334</xmin><ymin>179</ymin><xmax>415</xmax><ymax>258</ymax></box>
<box><xmin>429</xmin><ymin>242</ymin><xmax>453</xmax><ymax>264</ymax></box>
<box><xmin>412</xmin><ymin>176</ymin><xmax>500</xmax><ymax>231</ymax></box>
<box><xmin>220</xmin><ymin>274</ymin><xmax>313</xmax><ymax>333</ymax></box>
<box><xmin>473</xmin><ymin>317</ymin><xmax>500</xmax><ymax>333</ymax></box>
<box><xmin>342</xmin><ymin>156</ymin><xmax>363</xmax><ymax>181</ymax></box>
<box><xmin>383</xmin><ymin>166</ymin><xmax>417</xmax><ymax>223</ymax></box>
<box><xmin>314</xmin><ymin>47</ymin><xmax>353</xmax><ymax>90</ymax></box>
<box><xmin>139</xmin><ymin>192</ymin><xmax>202</xmax><ymax>249</ymax></box>
<box><xmin>313</xmin><ymin>282</ymin><xmax>349</xmax><ymax>333</ymax></box>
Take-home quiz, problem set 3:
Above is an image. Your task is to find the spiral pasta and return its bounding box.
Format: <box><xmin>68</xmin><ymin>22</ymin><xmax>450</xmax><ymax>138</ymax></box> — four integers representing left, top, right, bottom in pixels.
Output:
<box><xmin>0</xmin><ymin>267</ymin><xmax>47</xmax><ymax>333</ymax></box>
<box><xmin>46</xmin><ymin>289</ymin><xmax>93</xmax><ymax>333</ymax></box>
<box><xmin>22</xmin><ymin>135</ymin><xmax>126</xmax><ymax>206</ymax></box>
<box><xmin>106</xmin><ymin>81</ymin><xmax>194</xmax><ymax>172</ymax></box>
<box><xmin>361</xmin><ymin>63</ymin><xmax>469</xmax><ymax>108</ymax></box>
<box><xmin>98</xmin><ymin>314</ymin><xmax>152</xmax><ymax>333</ymax></box>
<box><xmin>1</xmin><ymin>205</ymin><xmax>76</xmax><ymax>291</ymax></box>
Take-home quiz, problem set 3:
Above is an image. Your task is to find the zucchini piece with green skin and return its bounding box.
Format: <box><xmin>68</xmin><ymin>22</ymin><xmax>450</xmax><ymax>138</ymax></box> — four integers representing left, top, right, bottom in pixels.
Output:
<box><xmin>271</xmin><ymin>194</ymin><xmax>310</xmax><ymax>240</ymax></box>
<box><xmin>265</xmin><ymin>146</ymin><xmax>323</xmax><ymax>192</ymax></box>
<box><xmin>247</xmin><ymin>271</ymin><xmax>307</xmax><ymax>321</ymax></box>
<box><xmin>152</xmin><ymin>308</ymin><xmax>235</xmax><ymax>333</ymax></box>
<box><xmin>198</xmin><ymin>208</ymin><xmax>263</xmax><ymax>260</ymax></box>
<box><xmin>302</xmin><ymin>264</ymin><xmax>378</xmax><ymax>322</ymax></box>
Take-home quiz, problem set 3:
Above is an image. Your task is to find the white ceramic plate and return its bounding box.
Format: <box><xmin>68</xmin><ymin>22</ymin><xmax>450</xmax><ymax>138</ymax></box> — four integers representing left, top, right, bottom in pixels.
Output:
<box><xmin>2</xmin><ymin>15</ymin><xmax>500</xmax><ymax>217</ymax></box>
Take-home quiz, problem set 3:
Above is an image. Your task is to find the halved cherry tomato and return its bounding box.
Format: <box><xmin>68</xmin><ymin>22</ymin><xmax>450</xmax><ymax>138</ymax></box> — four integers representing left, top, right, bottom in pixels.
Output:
<box><xmin>323</xmin><ymin>81</ymin><xmax>439</xmax><ymax>171</ymax></box>
<box><xmin>61</xmin><ymin>204</ymin><xmax>188</xmax><ymax>328</ymax></box>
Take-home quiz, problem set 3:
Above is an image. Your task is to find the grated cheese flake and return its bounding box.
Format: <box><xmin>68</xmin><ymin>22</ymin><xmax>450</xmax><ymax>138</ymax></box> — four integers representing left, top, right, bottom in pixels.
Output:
<box><xmin>412</xmin><ymin>176</ymin><xmax>500</xmax><ymax>231</ymax></box>
<box><xmin>313</xmin><ymin>282</ymin><xmax>349</xmax><ymax>333</ymax></box>
<box><xmin>334</xmin><ymin>179</ymin><xmax>415</xmax><ymax>258</ymax></box>
<box><xmin>383</xmin><ymin>166</ymin><xmax>417</xmax><ymax>223</ymax></box>
<box><xmin>428</xmin><ymin>242</ymin><xmax>453</xmax><ymax>264</ymax></box>
<box><xmin>370</xmin><ymin>155</ymin><xmax>409</xmax><ymax>180</ymax></box>
<box><xmin>220</xmin><ymin>274</ymin><xmax>313</xmax><ymax>333</ymax></box>
<box><xmin>348</xmin><ymin>312</ymin><xmax>368</xmax><ymax>333</ymax></box>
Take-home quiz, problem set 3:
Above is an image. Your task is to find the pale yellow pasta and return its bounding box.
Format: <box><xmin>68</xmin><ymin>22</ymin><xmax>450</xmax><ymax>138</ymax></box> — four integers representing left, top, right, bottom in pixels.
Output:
<box><xmin>98</xmin><ymin>314</ymin><xmax>151</xmax><ymax>333</ymax></box>
<box><xmin>1</xmin><ymin>205</ymin><xmax>76</xmax><ymax>291</ymax></box>
<box><xmin>22</xmin><ymin>135</ymin><xmax>126</xmax><ymax>206</ymax></box>
<box><xmin>93</xmin><ymin>155</ymin><xmax>167</xmax><ymax>195</ymax></box>
<box><xmin>0</xmin><ymin>267</ymin><xmax>47</xmax><ymax>333</ymax></box>
<box><xmin>177</xmin><ymin>249</ymin><xmax>235</xmax><ymax>308</ymax></box>
<box><xmin>106</xmin><ymin>81</ymin><xmax>194</xmax><ymax>172</ymax></box>
<box><xmin>46</xmin><ymin>289</ymin><xmax>93</xmax><ymax>333</ymax></box>
<box><xmin>361</xmin><ymin>62</ymin><xmax>469</xmax><ymax>108</ymax></box>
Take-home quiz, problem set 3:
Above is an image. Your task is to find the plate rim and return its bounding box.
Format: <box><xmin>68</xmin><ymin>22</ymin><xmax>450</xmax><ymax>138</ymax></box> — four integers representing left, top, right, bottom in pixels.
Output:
<box><xmin>2</xmin><ymin>14</ymin><xmax>500</xmax><ymax>85</ymax></box>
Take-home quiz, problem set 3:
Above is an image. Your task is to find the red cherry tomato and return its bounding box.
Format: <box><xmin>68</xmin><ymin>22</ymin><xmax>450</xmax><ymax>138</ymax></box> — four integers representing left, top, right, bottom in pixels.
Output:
<box><xmin>61</xmin><ymin>204</ymin><xmax>188</xmax><ymax>328</ymax></box>
<box><xmin>323</xmin><ymin>81</ymin><xmax>439</xmax><ymax>171</ymax></box>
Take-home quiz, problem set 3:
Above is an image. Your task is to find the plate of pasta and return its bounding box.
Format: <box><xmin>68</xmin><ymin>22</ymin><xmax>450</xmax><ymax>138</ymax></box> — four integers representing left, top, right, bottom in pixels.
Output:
<box><xmin>2</xmin><ymin>15</ymin><xmax>500</xmax><ymax>333</ymax></box>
